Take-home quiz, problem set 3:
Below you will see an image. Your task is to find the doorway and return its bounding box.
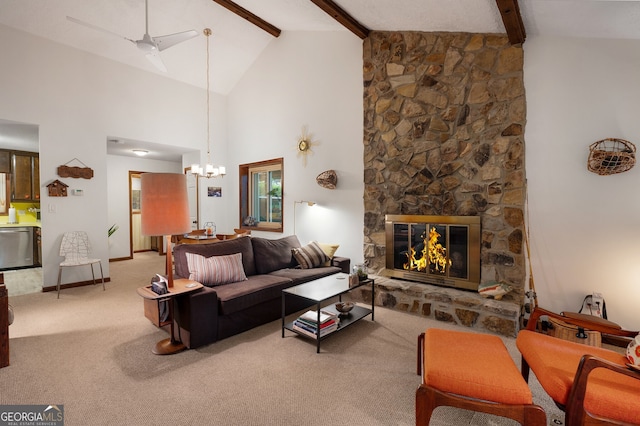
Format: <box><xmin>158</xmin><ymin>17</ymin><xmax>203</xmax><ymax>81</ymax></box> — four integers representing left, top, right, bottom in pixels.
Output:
<box><xmin>128</xmin><ymin>168</ymin><xmax>198</xmax><ymax>258</ymax></box>
<box><xmin>129</xmin><ymin>171</ymin><xmax>164</xmax><ymax>256</ymax></box>
<box><xmin>0</xmin><ymin>119</ymin><xmax>42</xmax><ymax>295</ymax></box>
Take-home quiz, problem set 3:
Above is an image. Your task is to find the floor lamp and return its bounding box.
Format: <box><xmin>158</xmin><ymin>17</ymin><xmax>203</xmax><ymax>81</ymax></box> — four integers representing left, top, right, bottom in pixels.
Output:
<box><xmin>141</xmin><ymin>173</ymin><xmax>191</xmax><ymax>354</ymax></box>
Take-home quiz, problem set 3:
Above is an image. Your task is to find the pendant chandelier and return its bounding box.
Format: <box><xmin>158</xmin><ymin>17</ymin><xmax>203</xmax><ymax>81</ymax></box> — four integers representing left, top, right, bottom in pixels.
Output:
<box><xmin>191</xmin><ymin>28</ymin><xmax>225</xmax><ymax>179</ymax></box>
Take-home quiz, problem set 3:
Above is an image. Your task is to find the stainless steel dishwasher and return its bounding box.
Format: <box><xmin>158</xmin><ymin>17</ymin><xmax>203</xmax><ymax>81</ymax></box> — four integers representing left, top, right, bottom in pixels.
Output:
<box><xmin>0</xmin><ymin>227</ymin><xmax>34</xmax><ymax>269</ymax></box>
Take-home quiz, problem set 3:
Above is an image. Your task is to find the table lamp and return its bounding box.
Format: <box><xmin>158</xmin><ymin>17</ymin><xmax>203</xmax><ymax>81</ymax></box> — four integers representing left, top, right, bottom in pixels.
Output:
<box><xmin>141</xmin><ymin>173</ymin><xmax>191</xmax><ymax>288</ymax></box>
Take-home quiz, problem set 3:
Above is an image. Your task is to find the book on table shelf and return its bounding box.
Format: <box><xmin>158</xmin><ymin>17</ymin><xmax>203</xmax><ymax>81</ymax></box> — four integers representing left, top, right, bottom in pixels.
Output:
<box><xmin>295</xmin><ymin>317</ymin><xmax>337</xmax><ymax>330</ymax></box>
<box><xmin>299</xmin><ymin>309</ymin><xmax>338</xmax><ymax>324</ymax></box>
<box><xmin>293</xmin><ymin>310</ymin><xmax>339</xmax><ymax>339</ymax></box>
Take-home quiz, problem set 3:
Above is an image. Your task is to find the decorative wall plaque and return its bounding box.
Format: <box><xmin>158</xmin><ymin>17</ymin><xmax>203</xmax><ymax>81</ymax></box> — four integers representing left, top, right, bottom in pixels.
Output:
<box><xmin>58</xmin><ymin>158</ymin><xmax>94</xmax><ymax>179</ymax></box>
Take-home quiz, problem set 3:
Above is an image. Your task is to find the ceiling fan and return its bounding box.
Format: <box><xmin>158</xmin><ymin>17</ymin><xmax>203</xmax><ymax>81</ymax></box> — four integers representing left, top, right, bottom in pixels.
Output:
<box><xmin>67</xmin><ymin>0</ymin><xmax>198</xmax><ymax>72</ymax></box>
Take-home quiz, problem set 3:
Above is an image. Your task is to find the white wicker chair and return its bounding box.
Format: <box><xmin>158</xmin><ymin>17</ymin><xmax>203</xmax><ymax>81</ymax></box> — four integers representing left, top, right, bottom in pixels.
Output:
<box><xmin>57</xmin><ymin>231</ymin><xmax>104</xmax><ymax>298</ymax></box>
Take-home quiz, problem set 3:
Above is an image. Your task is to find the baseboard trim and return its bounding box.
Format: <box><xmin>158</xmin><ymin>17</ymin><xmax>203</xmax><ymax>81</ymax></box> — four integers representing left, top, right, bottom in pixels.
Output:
<box><xmin>43</xmin><ymin>278</ymin><xmax>111</xmax><ymax>293</ymax></box>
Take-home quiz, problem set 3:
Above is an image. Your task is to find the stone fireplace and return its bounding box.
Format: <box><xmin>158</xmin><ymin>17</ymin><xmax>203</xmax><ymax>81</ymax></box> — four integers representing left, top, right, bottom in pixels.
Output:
<box><xmin>354</xmin><ymin>31</ymin><xmax>527</xmax><ymax>336</ymax></box>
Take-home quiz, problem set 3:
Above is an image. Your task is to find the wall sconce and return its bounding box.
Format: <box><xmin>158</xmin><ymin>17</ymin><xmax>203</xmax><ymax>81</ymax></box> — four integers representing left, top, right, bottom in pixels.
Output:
<box><xmin>133</xmin><ymin>149</ymin><xmax>149</xmax><ymax>156</ymax></box>
<box><xmin>293</xmin><ymin>200</ymin><xmax>316</xmax><ymax>235</ymax></box>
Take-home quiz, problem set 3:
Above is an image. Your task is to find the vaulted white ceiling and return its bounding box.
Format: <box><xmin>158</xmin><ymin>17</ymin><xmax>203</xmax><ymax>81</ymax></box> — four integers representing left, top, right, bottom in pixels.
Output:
<box><xmin>1</xmin><ymin>0</ymin><xmax>639</xmax><ymax>95</ymax></box>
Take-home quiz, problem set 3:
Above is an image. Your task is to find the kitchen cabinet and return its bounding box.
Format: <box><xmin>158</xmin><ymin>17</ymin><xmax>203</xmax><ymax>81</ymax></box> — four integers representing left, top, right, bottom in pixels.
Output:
<box><xmin>0</xmin><ymin>151</ymin><xmax>9</xmax><ymax>174</ymax></box>
<box><xmin>32</xmin><ymin>156</ymin><xmax>39</xmax><ymax>200</ymax></box>
<box><xmin>11</xmin><ymin>151</ymin><xmax>39</xmax><ymax>202</ymax></box>
<box><xmin>0</xmin><ymin>151</ymin><xmax>8</xmax><ymax>216</ymax></box>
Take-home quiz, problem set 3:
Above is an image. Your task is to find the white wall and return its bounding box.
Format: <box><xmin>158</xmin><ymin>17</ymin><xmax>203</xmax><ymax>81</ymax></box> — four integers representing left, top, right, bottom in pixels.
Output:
<box><xmin>0</xmin><ymin>24</ymin><xmax>225</xmax><ymax>288</ymax></box>
<box><xmin>106</xmin><ymin>155</ymin><xmax>181</xmax><ymax>259</ymax></box>
<box><xmin>524</xmin><ymin>36</ymin><xmax>640</xmax><ymax>328</ymax></box>
<box><xmin>227</xmin><ymin>31</ymin><xmax>365</xmax><ymax>264</ymax></box>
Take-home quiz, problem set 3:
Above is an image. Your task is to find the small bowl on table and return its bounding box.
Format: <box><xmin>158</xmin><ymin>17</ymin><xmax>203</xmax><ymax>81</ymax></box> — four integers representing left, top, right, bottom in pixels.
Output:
<box><xmin>335</xmin><ymin>301</ymin><xmax>354</xmax><ymax>316</ymax></box>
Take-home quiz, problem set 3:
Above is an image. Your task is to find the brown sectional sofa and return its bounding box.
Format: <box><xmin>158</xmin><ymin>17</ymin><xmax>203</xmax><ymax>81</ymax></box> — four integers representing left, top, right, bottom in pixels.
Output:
<box><xmin>170</xmin><ymin>235</ymin><xmax>350</xmax><ymax>349</ymax></box>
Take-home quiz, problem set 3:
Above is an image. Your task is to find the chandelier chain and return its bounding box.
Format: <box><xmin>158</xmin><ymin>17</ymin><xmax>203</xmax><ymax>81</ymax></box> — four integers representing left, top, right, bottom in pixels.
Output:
<box><xmin>205</xmin><ymin>28</ymin><xmax>211</xmax><ymax>164</ymax></box>
<box><xmin>191</xmin><ymin>28</ymin><xmax>224</xmax><ymax>179</ymax></box>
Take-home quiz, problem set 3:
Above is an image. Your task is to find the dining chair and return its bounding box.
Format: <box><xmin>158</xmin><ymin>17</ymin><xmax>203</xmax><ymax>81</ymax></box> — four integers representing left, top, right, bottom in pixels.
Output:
<box><xmin>216</xmin><ymin>233</ymin><xmax>238</xmax><ymax>241</ymax></box>
<box><xmin>57</xmin><ymin>231</ymin><xmax>104</xmax><ymax>298</ymax></box>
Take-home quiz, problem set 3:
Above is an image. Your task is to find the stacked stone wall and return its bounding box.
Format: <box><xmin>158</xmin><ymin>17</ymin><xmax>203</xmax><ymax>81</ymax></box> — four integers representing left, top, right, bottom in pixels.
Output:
<box><xmin>360</xmin><ymin>31</ymin><xmax>526</xmax><ymax>333</ymax></box>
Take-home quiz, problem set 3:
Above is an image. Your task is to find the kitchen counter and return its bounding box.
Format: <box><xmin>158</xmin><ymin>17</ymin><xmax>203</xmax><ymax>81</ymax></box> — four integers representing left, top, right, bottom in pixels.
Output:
<box><xmin>0</xmin><ymin>222</ymin><xmax>40</xmax><ymax>228</ymax></box>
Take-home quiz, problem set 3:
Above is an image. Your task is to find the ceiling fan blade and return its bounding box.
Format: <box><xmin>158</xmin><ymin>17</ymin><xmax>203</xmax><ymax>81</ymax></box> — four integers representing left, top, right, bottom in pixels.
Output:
<box><xmin>145</xmin><ymin>50</ymin><xmax>167</xmax><ymax>73</ymax></box>
<box><xmin>66</xmin><ymin>16</ymin><xmax>136</xmax><ymax>45</ymax></box>
<box><xmin>154</xmin><ymin>30</ymin><xmax>199</xmax><ymax>52</ymax></box>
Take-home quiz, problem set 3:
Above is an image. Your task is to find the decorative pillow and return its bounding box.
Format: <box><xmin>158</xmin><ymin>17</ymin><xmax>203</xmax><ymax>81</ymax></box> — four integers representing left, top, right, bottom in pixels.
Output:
<box><xmin>317</xmin><ymin>242</ymin><xmax>339</xmax><ymax>267</ymax></box>
<box><xmin>292</xmin><ymin>241</ymin><xmax>329</xmax><ymax>269</ymax></box>
<box><xmin>185</xmin><ymin>252</ymin><xmax>248</xmax><ymax>287</ymax></box>
<box><xmin>627</xmin><ymin>337</ymin><xmax>640</xmax><ymax>366</ymax></box>
<box><xmin>252</xmin><ymin>235</ymin><xmax>301</xmax><ymax>274</ymax></box>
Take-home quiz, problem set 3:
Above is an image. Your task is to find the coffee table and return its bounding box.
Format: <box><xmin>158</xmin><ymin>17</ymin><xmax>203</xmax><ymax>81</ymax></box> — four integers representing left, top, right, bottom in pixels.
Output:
<box><xmin>281</xmin><ymin>273</ymin><xmax>375</xmax><ymax>353</ymax></box>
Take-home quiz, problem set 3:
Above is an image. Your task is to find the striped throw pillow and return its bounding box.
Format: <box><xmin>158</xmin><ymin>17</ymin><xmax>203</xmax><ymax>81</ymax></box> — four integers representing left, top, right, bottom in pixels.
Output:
<box><xmin>186</xmin><ymin>252</ymin><xmax>248</xmax><ymax>286</ymax></box>
<box><xmin>292</xmin><ymin>241</ymin><xmax>329</xmax><ymax>269</ymax></box>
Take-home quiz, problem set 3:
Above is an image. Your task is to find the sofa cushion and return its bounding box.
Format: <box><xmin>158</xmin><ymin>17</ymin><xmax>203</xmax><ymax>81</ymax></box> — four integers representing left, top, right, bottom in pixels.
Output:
<box><xmin>317</xmin><ymin>242</ymin><xmax>339</xmax><ymax>267</ymax></box>
<box><xmin>269</xmin><ymin>266</ymin><xmax>341</xmax><ymax>285</ymax></box>
<box><xmin>186</xmin><ymin>252</ymin><xmax>248</xmax><ymax>287</ymax></box>
<box><xmin>214</xmin><ymin>274</ymin><xmax>293</xmax><ymax>315</ymax></box>
<box><xmin>251</xmin><ymin>235</ymin><xmax>301</xmax><ymax>274</ymax></box>
<box><xmin>292</xmin><ymin>241</ymin><xmax>328</xmax><ymax>269</ymax></box>
<box><xmin>173</xmin><ymin>236</ymin><xmax>257</xmax><ymax>278</ymax></box>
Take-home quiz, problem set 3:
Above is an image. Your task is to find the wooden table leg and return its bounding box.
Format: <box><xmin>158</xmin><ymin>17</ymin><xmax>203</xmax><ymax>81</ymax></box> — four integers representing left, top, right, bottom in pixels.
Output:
<box><xmin>152</xmin><ymin>297</ymin><xmax>186</xmax><ymax>355</ymax></box>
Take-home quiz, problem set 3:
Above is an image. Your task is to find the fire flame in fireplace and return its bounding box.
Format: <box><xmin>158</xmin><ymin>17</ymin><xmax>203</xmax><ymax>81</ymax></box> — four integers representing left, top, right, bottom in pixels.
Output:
<box><xmin>404</xmin><ymin>227</ymin><xmax>451</xmax><ymax>273</ymax></box>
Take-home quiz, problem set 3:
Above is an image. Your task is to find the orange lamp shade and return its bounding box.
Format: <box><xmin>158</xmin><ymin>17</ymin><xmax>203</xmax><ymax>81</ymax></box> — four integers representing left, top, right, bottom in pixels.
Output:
<box><xmin>140</xmin><ymin>173</ymin><xmax>192</xmax><ymax>236</ymax></box>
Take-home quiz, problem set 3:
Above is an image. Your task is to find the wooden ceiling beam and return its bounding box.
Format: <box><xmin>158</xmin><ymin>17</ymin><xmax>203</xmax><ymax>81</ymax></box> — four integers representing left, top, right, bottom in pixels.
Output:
<box><xmin>211</xmin><ymin>0</ymin><xmax>281</xmax><ymax>38</ymax></box>
<box><xmin>495</xmin><ymin>0</ymin><xmax>526</xmax><ymax>45</ymax></box>
<box><xmin>310</xmin><ymin>0</ymin><xmax>370</xmax><ymax>39</ymax></box>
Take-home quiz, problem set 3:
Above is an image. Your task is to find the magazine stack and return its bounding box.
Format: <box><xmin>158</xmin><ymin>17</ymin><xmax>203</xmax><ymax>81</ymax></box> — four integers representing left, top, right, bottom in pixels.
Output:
<box><xmin>292</xmin><ymin>310</ymin><xmax>339</xmax><ymax>339</ymax></box>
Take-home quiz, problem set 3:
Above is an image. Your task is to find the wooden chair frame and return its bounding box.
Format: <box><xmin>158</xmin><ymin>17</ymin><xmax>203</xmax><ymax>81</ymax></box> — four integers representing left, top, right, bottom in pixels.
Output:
<box><xmin>566</xmin><ymin>355</ymin><xmax>640</xmax><ymax>426</ymax></box>
<box><xmin>520</xmin><ymin>307</ymin><xmax>640</xmax><ymax>426</ymax></box>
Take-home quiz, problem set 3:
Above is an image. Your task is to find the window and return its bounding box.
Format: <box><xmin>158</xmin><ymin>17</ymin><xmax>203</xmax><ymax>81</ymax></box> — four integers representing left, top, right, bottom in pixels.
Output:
<box><xmin>239</xmin><ymin>158</ymin><xmax>283</xmax><ymax>232</ymax></box>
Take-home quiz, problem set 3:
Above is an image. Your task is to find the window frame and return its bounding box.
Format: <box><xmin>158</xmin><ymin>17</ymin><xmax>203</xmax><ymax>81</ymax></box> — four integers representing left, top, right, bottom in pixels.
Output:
<box><xmin>239</xmin><ymin>157</ymin><xmax>283</xmax><ymax>233</ymax></box>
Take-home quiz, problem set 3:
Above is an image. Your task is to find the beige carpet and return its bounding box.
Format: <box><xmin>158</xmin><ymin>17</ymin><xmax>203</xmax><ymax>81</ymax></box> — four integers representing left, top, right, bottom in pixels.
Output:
<box><xmin>1</xmin><ymin>252</ymin><xmax>564</xmax><ymax>426</ymax></box>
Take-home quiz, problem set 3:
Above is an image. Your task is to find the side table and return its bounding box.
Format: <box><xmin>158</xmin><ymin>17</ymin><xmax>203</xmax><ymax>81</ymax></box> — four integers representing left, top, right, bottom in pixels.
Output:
<box><xmin>137</xmin><ymin>278</ymin><xmax>202</xmax><ymax>355</ymax></box>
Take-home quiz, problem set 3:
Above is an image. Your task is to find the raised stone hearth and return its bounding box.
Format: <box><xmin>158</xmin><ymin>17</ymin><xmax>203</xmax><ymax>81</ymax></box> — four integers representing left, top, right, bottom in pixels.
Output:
<box><xmin>350</xmin><ymin>276</ymin><xmax>520</xmax><ymax>337</ymax></box>
<box><xmin>361</xmin><ymin>31</ymin><xmax>527</xmax><ymax>332</ymax></box>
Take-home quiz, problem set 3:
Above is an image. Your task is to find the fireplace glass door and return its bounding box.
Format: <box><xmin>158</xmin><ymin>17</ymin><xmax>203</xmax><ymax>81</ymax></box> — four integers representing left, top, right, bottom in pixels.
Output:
<box><xmin>385</xmin><ymin>215</ymin><xmax>480</xmax><ymax>291</ymax></box>
<box><xmin>393</xmin><ymin>223</ymin><xmax>468</xmax><ymax>279</ymax></box>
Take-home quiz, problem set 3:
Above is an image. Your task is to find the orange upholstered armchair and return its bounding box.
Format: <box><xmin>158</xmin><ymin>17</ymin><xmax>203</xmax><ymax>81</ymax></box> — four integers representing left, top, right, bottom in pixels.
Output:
<box><xmin>517</xmin><ymin>307</ymin><xmax>640</xmax><ymax>426</ymax></box>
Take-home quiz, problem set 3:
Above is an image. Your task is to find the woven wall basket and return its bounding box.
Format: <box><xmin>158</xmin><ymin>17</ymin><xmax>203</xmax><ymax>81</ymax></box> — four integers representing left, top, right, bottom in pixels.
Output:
<box><xmin>587</xmin><ymin>138</ymin><xmax>636</xmax><ymax>176</ymax></box>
